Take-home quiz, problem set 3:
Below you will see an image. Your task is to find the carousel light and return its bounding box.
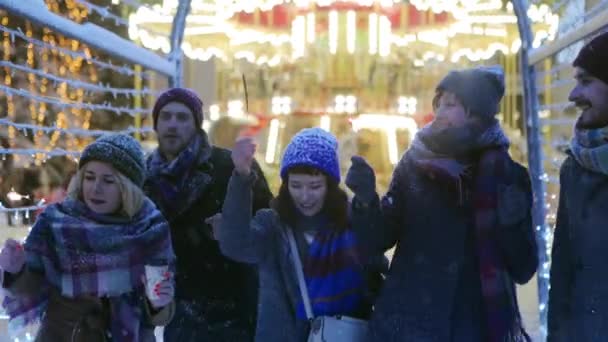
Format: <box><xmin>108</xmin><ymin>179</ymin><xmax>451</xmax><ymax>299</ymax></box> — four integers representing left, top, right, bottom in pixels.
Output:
<box><xmin>387</xmin><ymin>128</ymin><xmax>399</xmax><ymax>165</ymax></box>
<box><xmin>294</xmin><ymin>0</ymin><xmax>310</xmax><ymax>8</ymax></box>
<box><xmin>378</xmin><ymin>15</ymin><xmax>391</xmax><ymax>57</ymax></box>
<box><xmin>209</xmin><ymin>104</ymin><xmax>220</xmax><ymax>121</ymax></box>
<box><xmin>350</xmin><ymin>114</ymin><xmax>418</xmax><ymax>153</ymax></box>
<box><xmin>272</xmin><ymin>96</ymin><xmax>292</xmax><ymax>115</ymax></box>
<box><xmin>347</xmin><ymin>10</ymin><xmax>357</xmax><ymax>54</ymax></box>
<box><xmin>345</xmin><ymin>95</ymin><xmax>357</xmax><ymax>114</ymax></box>
<box><xmin>329</xmin><ymin>10</ymin><xmax>338</xmax><ymax>55</ymax></box>
<box><xmin>368</xmin><ymin>13</ymin><xmax>378</xmax><ymax>55</ymax></box>
<box><xmin>391</xmin><ymin>33</ymin><xmax>416</xmax><ymax>47</ymax></box>
<box><xmin>291</xmin><ymin>15</ymin><xmax>306</xmax><ymax>59</ymax></box>
<box><xmin>203</xmin><ymin>121</ymin><xmax>211</xmax><ymax>132</ymax></box>
<box><xmin>334</xmin><ymin>95</ymin><xmax>357</xmax><ymax>114</ymax></box>
<box><xmin>398</xmin><ymin>96</ymin><xmax>417</xmax><ymax>115</ymax></box>
<box><xmin>128</xmin><ymin>0</ymin><xmax>559</xmax><ymax>66</ymax></box>
<box><xmin>265</xmin><ymin>118</ymin><xmax>280</xmax><ymax>164</ymax></box>
<box><xmin>306</xmin><ymin>13</ymin><xmax>315</xmax><ymax>44</ymax></box>
<box><xmin>320</xmin><ymin>115</ymin><xmax>331</xmax><ymax>132</ymax></box>
<box><xmin>228</xmin><ymin>100</ymin><xmax>244</xmax><ymax>117</ymax></box>
<box><xmin>511</xmin><ymin>39</ymin><xmax>522</xmax><ymax>54</ymax></box>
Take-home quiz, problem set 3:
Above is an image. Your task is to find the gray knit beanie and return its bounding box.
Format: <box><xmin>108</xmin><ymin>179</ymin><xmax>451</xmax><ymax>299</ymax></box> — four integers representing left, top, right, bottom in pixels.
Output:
<box><xmin>79</xmin><ymin>133</ymin><xmax>146</xmax><ymax>187</ymax></box>
<box><xmin>437</xmin><ymin>65</ymin><xmax>505</xmax><ymax>119</ymax></box>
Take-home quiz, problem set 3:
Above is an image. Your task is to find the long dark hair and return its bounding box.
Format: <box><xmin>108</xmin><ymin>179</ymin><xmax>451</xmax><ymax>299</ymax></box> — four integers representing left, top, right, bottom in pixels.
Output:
<box><xmin>271</xmin><ymin>165</ymin><xmax>349</xmax><ymax>230</ymax></box>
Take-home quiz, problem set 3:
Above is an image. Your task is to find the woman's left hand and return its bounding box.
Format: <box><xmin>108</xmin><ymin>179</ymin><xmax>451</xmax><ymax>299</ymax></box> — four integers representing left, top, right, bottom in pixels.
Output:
<box><xmin>142</xmin><ymin>272</ymin><xmax>174</xmax><ymax>310</ymax></box>
<box><xmin>497</xmin><ymin>184</ymin><xmax>529</xmax><ymax>227</ymax></box>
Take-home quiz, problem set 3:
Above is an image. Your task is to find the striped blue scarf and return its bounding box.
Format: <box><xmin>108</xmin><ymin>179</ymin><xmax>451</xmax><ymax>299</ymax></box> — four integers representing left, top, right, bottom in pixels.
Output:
<box><xmin>294</xmin><ymin>226</ymin><xmax>366</xmax><ymax>319</ymax></box>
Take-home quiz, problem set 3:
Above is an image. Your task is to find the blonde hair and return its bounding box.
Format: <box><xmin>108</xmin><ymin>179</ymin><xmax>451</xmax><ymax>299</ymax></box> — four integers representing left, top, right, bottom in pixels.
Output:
<box><xmin>67</xmin><ymin>163</ymin><xmax>144</xmax><ymax>218</ymax></box>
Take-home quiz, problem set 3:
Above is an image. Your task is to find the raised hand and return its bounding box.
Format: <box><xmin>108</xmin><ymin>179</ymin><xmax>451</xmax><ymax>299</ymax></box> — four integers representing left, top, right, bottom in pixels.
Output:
<box><xmin>0</xmin><ymin>238</ymin><xmax>25</xmax><ymax>274</ymax></box>
<box><xmin>345</xmin><ymin>156</ymin><xmax>377</xmax><ymax>204</ymax></box>
<box><xmin>232</xmin><ymin>137</ymin><xmax>257</xmax><ymax>177</ymax></box>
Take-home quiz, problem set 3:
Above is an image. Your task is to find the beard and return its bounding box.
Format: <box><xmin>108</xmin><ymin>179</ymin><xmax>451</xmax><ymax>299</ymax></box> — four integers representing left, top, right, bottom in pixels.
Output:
<box><xmin>159</xmin><ymin>136</ymin><xmax>189</xmax><ymax>159</ymax></box>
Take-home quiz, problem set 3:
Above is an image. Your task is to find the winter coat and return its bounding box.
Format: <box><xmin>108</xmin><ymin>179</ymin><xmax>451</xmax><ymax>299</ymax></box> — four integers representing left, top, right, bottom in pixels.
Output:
<box><xmin>217</xmin><ymin>172</ymin><xmax>386</xmax><ymax>342</ymax></box>
<box><xmin>2</xmin><ymin>268</ymin><xmax>173</xmax><ymax>342</ymax></box>
<box><xmin>548</xmin><ymin>155</ymin><xmax>608</xmax><ymax>341</ymax></box>
<box><xmin>144</xmin><ymin>145</ymin><xmax>273</xmax><ymax>340</ymax></box>
<box><xmin>352</xmin><ymin>150</ymin><xmax>538</xmax><ymax>341</ymax></box>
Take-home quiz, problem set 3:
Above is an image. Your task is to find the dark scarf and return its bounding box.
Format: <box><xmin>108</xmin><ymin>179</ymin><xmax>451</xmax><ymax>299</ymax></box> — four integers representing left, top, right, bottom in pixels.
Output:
<box><xmin>406</xmin><ymin>121</ymin><xmax>530</xmax><ymax>341</ymax></box>
<box><xmin>290</xmin><ymin>217</ymin><xmax>367</xmax><ymax>320</ymax></box>
<box><xmin>2</xmin><ymin>197</ymin><xmax>175</xmax><ymax>341</ymax></box>
<box><xmin>146</xmin><ymin>131</ymin><xmax>213</xmax><ymax>220</ymax></box>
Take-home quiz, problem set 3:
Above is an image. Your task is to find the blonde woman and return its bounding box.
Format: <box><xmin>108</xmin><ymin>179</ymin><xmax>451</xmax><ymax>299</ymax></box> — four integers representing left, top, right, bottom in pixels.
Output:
<box><xmin>0</xmin><ymin>134</ymin><xmax>175</xmax><ymax>342</ymax></box>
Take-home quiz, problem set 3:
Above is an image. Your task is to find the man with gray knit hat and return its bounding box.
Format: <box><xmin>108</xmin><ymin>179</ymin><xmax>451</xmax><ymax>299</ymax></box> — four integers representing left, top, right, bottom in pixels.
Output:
<box><xmin>144</xmin><ymin>87</ymin><xmax>273</xmax><ymax>341</ymax></box>
<box><xmin>346</xmin><ymin>66</ymin><xmax>537</xmax><ymax>341</ymax></box>
<box><xmin>548</xmin><ymin>31</ymin><xmax>608</xmax><ymax>342</ymax></box>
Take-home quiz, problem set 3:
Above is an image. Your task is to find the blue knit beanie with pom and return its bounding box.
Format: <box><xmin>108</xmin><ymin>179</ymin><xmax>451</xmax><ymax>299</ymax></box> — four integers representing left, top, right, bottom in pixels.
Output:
<box><xmin>280</xmin><ymin>127</ymin><xmax>341</xmax><ymax>183</ymax></box>
<box><xmin>79</xmin><ymin>133</ymin><xmax>146</xmax><ymax>188</ymax></box>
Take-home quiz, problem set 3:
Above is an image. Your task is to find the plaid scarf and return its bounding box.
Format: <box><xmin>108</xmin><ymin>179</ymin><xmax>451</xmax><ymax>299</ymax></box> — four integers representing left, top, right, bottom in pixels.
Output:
<box><xmin>407</xmin><ymin>122</ymin><xmax>529</xmax><ymax>341</ymax></box>
<box><xmin>570</xmin><ymin>124</ymin><xmax>608</xmax><ymax>175</ymax></box>
<box><xmin>2</xmin><ymin>197</ymin><xmax>175</xmax><ymax>341</ymax></box>
<box><xmin>293</xmin><ymin>224</ymin><xmax>366</xmax><ymax>320</ymax></box>
<box><xmin>146</xmin><ymin>131</ymin><xmax>213</xmax><ymax>219</ymax></box>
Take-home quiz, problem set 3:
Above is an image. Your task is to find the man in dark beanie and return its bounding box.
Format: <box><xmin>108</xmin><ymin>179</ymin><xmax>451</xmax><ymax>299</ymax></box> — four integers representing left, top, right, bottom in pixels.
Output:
<box><xmin>548</xmin><ymin>31</ymin><xmax>608</xmax><ymax>342</ymax></box>
<box><xmin>346</xmin><ymin>65</ymin><xmax>537</xmax><ymax>341</ymax></box>
<box><xmin>144</xmin><ymin>87</ymin><xmax>273</xmax><ymax>341</ymax></box>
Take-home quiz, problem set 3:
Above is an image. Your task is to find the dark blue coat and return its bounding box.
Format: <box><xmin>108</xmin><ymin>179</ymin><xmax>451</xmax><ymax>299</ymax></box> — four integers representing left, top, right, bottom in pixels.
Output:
<box><xmin>548</xmin><ymin>156</ymin><xmax>608</xmax><ymax>341</ymax></box>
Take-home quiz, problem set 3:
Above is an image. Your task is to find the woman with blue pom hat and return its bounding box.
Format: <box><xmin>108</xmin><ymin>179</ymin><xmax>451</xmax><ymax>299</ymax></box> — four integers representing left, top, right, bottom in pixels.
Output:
<box><xmin>215</xmin><ymin>128</ymin><xmax>386</xmax><ymax>341</ymax></box>
<box><xmin>0</xmin><ymin>133</ymin><xmax>175</xmax><ymax>342</ymax></box>
<box><xmin>346</xmin><ymin>66</ymin><xmax>538</xmax><ymax>341</ymax></box>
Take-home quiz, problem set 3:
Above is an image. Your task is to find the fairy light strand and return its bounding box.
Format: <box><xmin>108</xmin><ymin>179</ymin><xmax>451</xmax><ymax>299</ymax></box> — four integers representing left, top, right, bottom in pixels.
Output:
<box><xmin>0</xmin><ymin>118</ymin><xmax>154</xmax><ymax>137</ymax></box>
<box><xmin>0</xmin><ymin>61</ymin><xmax>158</xmax><ymax>96</ymax></box>
<box><xmin>0</xmin><ymin>84</ymin><xmax>150</xmax><ymax>116</ymax></box>
<box><xmin>0</xmin><ymin>26</ymin><xmax>152</xmax><ymax>78</ymax></box>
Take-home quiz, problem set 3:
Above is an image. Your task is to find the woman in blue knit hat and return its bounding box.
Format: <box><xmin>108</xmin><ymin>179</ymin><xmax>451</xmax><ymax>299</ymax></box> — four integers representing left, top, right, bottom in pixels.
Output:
<box><xmin>347</xmin><ymin>66</ymin><xmax>538</xmax><ymax>341</ymax></box>
<box><xmin>0</xmin><ymin>133</ymin><xmax>175</xmax><ymax>342</ymax></box>
<box><xmin>215</xmin><ymin>128</ymin><xmax>386</xmax><ymax>341</ymax></box>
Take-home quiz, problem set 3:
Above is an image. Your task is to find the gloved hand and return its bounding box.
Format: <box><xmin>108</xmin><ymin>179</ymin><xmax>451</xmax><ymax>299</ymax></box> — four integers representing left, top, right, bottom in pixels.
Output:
<box><xmin>142</xmin><ymin>271</ymin><xmax>174</xmax><ymax>310</ymax></box>
<box><xmin>345</xmin><ymin>156</ymin><xmax>377</xmax><ymax>204</ymax></box>
<box><xmin>497</xmin><ymin>184</ymin><xmax>530</xmax><ymax>226</ymax></box>
<box><xmin>0</xmin><ymin>238</ymin><xmax>25</xmax><ymax>274</ymax></box>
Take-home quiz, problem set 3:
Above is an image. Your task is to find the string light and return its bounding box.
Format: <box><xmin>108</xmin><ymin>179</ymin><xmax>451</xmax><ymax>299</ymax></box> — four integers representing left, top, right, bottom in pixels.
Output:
<box><xmin>0</xmin><ymin>119</ymin><xmax>153</xmax><ymax>137</ymax></box>
<box><xmin>0</xmin><ymin>26</ymin><xmax>151</xmax><ymax>78</ymax></box>
<box><xmin>0</xmin><ymin>60</ymin><xmax>158</xmax><ymax>96</ymax></box>
<box><xmin>0</xmin><ymin>84</ymin><xmax>150</xmax><ymax>116</ymax></box>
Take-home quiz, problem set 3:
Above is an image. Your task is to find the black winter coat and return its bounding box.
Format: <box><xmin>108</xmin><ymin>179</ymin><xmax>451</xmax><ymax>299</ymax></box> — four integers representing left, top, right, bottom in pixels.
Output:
<box><xmin>144</xmin><ymin>145</ymin><xmax>273</xmax><ymax>339</ymax></box>
<box><xmin>548</xmin><ymin>156</ymin><xmax>608</xmax><ymax>341</ymax></box>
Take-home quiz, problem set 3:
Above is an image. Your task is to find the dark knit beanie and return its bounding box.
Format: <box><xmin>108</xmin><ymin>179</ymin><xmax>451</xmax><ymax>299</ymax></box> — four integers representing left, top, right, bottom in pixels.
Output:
<box><xmin>574</xmin><ymin>31</ymin><xmax>608</xmax><ymax>85</ymax></box>
<box><xmin>436</xmin><ymin>65</ymin><xmax>505</xmax><ymax>119</ymax></box>
<box><xmin>152</xmin><ymin>87</ymin><xmax>204</xmax><ymax>130</ymax></box>
<box><xmin>280</xmin><ymin>127</ymin><xmax>341</xmax><ymax>183</ymax></box>
<box><xmin>79</xmin><ymin>133</ymin><xmax>146</xmax><ymax>187</ymax></box>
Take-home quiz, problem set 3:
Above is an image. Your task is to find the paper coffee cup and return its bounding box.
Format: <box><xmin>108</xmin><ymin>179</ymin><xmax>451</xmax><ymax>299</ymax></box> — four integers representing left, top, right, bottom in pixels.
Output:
<box><xmin>144</xmin><ymin>265</ymin><xmax>169</xmax><ymax>301</ymax></box>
